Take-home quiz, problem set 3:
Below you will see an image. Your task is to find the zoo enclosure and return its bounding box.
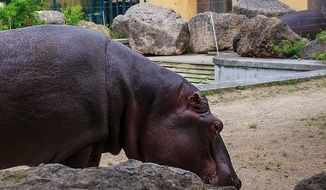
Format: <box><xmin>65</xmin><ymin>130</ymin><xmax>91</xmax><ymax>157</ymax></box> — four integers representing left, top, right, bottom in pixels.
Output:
<box><xmin>50</xmin><ymin>0</ymin><xmax>144</xmax><ymax>24</ymax></box>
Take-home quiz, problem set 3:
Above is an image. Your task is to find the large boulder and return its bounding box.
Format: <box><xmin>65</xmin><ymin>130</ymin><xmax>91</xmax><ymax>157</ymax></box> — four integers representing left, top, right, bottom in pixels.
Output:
<box><xmin>233</xmin><ymin>15</ymin><xmax>302</xmax><ymax>58</ymax></box>
<box><xmin>189</xmin><ymin>12</ymin><xmax>247</xmax><ymax>53</ymax></box>
<box><xmin>301</xmin><ymin>39</ymin><xmax>326</xmax><ymax>60</ymax></box>
<box><xmin>112</xmin><ymin>3</ymin><xmax>189</xmax><ymax>55</ymax></box>
<box><xmin>0</xmin><ymin>160</ymin><xmax>236</xmax><ymax>190</ymax></box>
<box><xmin>36</xmin><ymin>10</ymin><xmax>65</xmax><ymax>24</ymax></box>
<box><xmin>111</xmin><ymin>15</ymin><xmax>130</xmax><ymax>38</ymax></box>
<box><xmin>78</xmin><ymin>20</ymin><xmax>111</xmax><ymax>39</ymax></box>
<box><xmin>233</xmin><ymin>0</ymin><xmax>295</xmax><ymax>18</ymax></box>
<box><xmin>294</xmin><ymin>172</ymin><xmax>326</xmax><ymax>190</ymax></box>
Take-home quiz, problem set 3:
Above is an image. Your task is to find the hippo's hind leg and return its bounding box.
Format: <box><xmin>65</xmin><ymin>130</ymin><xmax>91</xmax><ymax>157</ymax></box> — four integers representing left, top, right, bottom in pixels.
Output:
<box><xmin>60</xmin><ymin>145</ymin><xmax>93</xmax><ymax>168</ymax></box>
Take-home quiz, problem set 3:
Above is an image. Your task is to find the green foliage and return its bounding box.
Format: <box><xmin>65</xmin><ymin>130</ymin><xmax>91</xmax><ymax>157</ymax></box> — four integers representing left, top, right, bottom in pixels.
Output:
<box><xmin>61</xmin><ymin>5</ymin><xmax>84</xmax><ymax>25</ymax></box>
<box><xmin>269</xmin><ymin>39</ymin><xmax>305</xmax><ymax>58</ymax></box>
<box><xmin>316</xmin><ymin>30</ymin><xmax>326</xmax><ymax>43</ymax></box>
<box><xmin>312</xmin><ymin>51</ymin><xmax>326</xmax><ymax>61</ymax></box>
<box><xmin>0</xmin><ymin>0</ymin><xmax>45</xmax><ymax>30</ymax></box>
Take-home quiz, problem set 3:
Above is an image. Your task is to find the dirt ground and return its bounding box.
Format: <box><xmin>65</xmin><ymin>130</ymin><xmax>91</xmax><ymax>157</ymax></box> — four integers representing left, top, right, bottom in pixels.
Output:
<box><xmin>100</xmin><ymin>77</ymin><xmax>326</xmax><ymax>190</ymax></box>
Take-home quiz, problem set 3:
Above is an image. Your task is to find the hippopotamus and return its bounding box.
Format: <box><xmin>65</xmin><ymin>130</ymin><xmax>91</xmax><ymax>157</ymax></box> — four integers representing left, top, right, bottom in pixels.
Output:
<box><xmin>280</xmin><ymin>10</ymin><xmax>326</xmax><ymax>38</ymax></box>
<box><xmin>0</xmin><ymin>25</ymin><xmax>241</xmax><ymax>189</ymax></box>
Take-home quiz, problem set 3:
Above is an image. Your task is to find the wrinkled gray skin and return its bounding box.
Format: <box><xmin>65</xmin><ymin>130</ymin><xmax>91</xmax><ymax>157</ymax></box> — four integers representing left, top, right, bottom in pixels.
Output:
<box><xmin>0</xmin><ymin>25</ymin><xmax>241</xmax><ymax>189</ymax></box>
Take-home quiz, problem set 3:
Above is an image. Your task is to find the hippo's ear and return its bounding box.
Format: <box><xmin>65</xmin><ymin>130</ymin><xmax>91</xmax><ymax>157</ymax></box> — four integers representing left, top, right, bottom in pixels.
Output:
<box><xmin>188</xmin><ymin>92</ymin><xmax>201</xmax><ymax>104</ymax></box>
<box><xmin>188</xmin><ymin>92</ymin><xmax>208</xmax><ymax>113</ymax></box>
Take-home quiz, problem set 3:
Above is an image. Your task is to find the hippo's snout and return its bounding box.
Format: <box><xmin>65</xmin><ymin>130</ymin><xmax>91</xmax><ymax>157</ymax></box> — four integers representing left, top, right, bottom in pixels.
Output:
<box><xmin>230</xmin><ymin>176</ymin><xmax>242</xmax><ymax>190</ymax></box>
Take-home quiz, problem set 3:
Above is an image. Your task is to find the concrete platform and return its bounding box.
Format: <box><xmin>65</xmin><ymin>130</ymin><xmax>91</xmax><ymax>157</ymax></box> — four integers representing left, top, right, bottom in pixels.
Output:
<box><xmin>214</xmin><ymin>56</ymin><xmax>326</xmax><ymax>71</ymax></box>
<box><xmin>148</xmin><ymin>54</ymin><xmax>215</xmax><ymax>65</ymax></box>
<box><xmin>147</xmin><ymin>53</ymin><xmax>326</xmax><ymax>91</ymax></box>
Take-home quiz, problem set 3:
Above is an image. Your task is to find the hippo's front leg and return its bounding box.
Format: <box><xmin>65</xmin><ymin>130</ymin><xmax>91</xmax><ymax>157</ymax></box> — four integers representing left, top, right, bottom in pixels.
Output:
<box><xmin>60</xmin><ymin>145</ymin><xmax>93</xmax><ymax>168</ymax></box>
<box><xmin>86</xmin><ymin>153</ymin><xmax>102</xmax><ymax>167</ymax></box>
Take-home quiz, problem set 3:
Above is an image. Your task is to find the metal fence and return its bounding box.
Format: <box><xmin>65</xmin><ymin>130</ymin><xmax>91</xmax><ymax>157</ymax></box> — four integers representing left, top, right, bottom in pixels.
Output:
<box><xmin>50</xmin><ymin>0</ymin><xmax>144</xmax><ymax>25</ymax></box>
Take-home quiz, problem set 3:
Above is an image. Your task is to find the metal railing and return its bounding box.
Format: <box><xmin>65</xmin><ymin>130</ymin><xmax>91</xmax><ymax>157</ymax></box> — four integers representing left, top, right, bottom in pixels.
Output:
<box><xmin>50</xmin><ymin>0</ymin><xmax>144</xmax><ymax>25</ymax></box>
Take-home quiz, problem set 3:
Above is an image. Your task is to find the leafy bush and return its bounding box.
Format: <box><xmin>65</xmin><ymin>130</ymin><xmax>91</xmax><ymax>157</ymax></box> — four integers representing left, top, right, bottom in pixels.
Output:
<box><xmin>0</xmin><ymin>0</ymin><xmax>45</xmax><ymax>30</ymax></box>
<box><xmin>316</xmin><ymin>30</ymin><xmax>326</xmax><ymax>43</ymax></box>
<box><xmin>312</xmin><ymin>52</ymin><xmax>326</xmax><ymax>61</ymax></box>
<box><xmin>269</xmin><ymin>39</ymin><xmax>305</xmax><ymax>58</ymax></box>
<box><xmin>61</xmin><ymin>5</ymin><xmax>84</xmax><ymax>25</ymax></box>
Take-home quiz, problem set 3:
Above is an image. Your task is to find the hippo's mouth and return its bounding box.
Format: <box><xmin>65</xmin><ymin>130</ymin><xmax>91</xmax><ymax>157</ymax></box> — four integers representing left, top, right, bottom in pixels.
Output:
<box><xmin>201</xmin><ymin>138</ymin><xmax>242</xmax><ymax>189</ymax></box>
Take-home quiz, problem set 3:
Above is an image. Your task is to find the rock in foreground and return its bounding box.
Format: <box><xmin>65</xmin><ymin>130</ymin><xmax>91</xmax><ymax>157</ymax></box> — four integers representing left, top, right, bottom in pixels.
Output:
<box><xmin>232</xmin><ymin>0</ymin><xmax>295</xmax><ymax>18</ymax></box>
<box><xmin>233</xmin><ymin>15</ymin><xmax>302</xmax><ymax>58</ymax></box>
<box><xmin>189</xmin><ymin>12</ymin><xmax>247</xmax><ymax>53</ymax></box>
<box><xmin>0</xmin><ymin>160</ymin><xmax>236</xmax><ymax>190</ymax></box>
<box><xmin>294</xmin><ymin>172</ymin><xmax>326</xmax><ymax>190</ymax></box>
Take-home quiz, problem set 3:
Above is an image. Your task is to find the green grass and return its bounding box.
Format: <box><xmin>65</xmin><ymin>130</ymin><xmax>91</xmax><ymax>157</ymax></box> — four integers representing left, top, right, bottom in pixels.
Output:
<box><xmin>316</xmin><ymin>30</ymin><xmax>326</xmax><ymax>43</ymax></box>
<box><xmin>249</xmin><ymin>123</ymin><xmax>257</xmax><ymax>129</ymax></box>
<box><xmin>269</xmin><ymin>39</ymin><xmax>305</xmax><ymax>58</ymax></box>
<box><xmin>312</xmin><ymin>51</ymin><xmax>326</xmax><ymax>61</ymax></box>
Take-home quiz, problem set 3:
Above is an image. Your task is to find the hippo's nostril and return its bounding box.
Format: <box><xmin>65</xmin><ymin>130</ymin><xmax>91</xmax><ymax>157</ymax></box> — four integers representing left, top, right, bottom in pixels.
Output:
<box><xmin>213</xmin><ymin>120</ymin><xmax>223</xmax><ymax>133</ymax></box>
<box><xmin>233</xmin><ymin>177</ymin><xmax>242</xmax><ymax>190</ymax></box>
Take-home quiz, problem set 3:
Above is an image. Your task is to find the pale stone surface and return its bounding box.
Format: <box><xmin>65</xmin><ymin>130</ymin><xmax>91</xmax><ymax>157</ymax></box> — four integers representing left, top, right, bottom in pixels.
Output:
<box><xmin>113</xmin><ymin>3</ymin><xmax>189</xmax><ymax>55</ymax></box>
<box><xmin>232</xmin><ymin>0</ymin><xmax>295</xmax><ymax>18</ymax></box>
<box><xmin>36</xmin><ymin>10</ymin><xmax>65</xmax><ymax>24</ymax></box>
<box><xmin>189</xmin><ymin>12</ymin><xmax>247</xmax><ymax>53</ymax></box>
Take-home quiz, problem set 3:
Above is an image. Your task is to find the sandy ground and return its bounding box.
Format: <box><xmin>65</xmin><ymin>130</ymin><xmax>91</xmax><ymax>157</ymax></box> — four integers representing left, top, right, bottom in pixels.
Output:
<box><xmin>100</xmin><ymin>77</ymin><xmax>326</xmax><ymax>190</ymax></box>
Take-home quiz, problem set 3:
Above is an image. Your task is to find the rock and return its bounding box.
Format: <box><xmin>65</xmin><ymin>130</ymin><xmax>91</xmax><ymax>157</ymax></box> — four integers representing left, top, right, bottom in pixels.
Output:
<box><xmin>233</xmin><ymin>15</ymin><xmax>302</xmax><ymax>58</ymax></box>
<box><xmin>36</xmin><ymin>10</ymin><xmax>65</xmax><ymax>24</ymax></box>
<box><xmin>0</xmin><ymin>160</ymin><xmax>236</xmax><ymax>190</ymax></box>
<box><xmin>301</xmin><ymin>39</ymin><xmax>326</xmax><ymax>60</ymax></box>
<box><xmin>0</xmin><ymin>2</ymin><xmax>4</xmax><ymax>8</ymax></box>
<box><xmin>111</xmin><ymin>15</ymin><xmax>130</xmax><ymax>38</ymax></box>
<box><xmin>232</xmin><ymin>0</ymin><xmax>295</xmax><ymax>18</ymax></box>
<box><xmin>293</xmin><ymin>172</ymin><xmax>326</xmax><ymax>190</ymax></box>
<box><xmin>114</xmin><ymin>3</ymin><xmax>189</xmax><ymax>55</ymax></box>
<box><xmin>78</xmin><ymin>20</ymin><xmax>111</xmax><ymax>38</ymax></box>
<box><xmin>189</xmin><ymin>12</ymin><xmax>247</xmax><ymax>53</ymax></box>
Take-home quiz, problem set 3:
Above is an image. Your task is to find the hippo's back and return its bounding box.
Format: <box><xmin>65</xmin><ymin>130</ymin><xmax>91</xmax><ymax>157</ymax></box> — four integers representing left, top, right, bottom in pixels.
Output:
<box><xmin>0</xmin><ymin>25</ymin><xmax>109</xmax><ymax>169</ymax></box>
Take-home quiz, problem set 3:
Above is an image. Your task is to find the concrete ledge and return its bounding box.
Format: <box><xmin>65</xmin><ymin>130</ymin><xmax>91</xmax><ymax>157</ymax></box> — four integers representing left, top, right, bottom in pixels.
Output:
<box><xmin>196</xmin><ymin>69</ymin><xmax>326</xmax><ymax>91</ymax></box>
<box><xmin>148</xmin><ymin>55</ymin><xmax>214</xmax><ymax>65</ymax></box>
<box><xmin>214</xmin><ymin>56</ymin><xmax>326</xmax><ymax>71</ymax></box>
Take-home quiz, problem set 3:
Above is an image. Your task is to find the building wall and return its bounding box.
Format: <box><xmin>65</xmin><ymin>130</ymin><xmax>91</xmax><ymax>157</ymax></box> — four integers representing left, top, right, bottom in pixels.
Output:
<box><xmin>279</xmin><ymin>0</ymin><xmax>308</xmax><ymax>10</ymax></box>
<box><xmin>142</xmin><ymin>0</ymin><xmax>197</xmax><ymax>21</ymax></box>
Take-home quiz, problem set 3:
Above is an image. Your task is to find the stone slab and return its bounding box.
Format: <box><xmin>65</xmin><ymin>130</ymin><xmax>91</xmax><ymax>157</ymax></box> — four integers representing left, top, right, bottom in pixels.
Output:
<box><xmin>214</xmin><ymin>56</ymin><xmax>326</xmax><ymax>71</ymax></box>
<box><xmin>196</xmin><ymin>69</ymin><xmax>326</xmax><ymax>91</ymax></box>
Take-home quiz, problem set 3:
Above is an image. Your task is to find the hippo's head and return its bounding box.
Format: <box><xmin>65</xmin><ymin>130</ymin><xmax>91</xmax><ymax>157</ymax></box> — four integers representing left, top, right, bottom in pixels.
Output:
<box><xmin>128</xmin><ymin>86</ymin><xmax>241</xmax><ymax>189</ymax></box>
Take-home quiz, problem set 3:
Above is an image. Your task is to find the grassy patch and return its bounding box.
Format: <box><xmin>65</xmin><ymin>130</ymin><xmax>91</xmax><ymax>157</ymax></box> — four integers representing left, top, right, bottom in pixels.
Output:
<box><xmin>235</xmin><ymin>85</ymin><xmax>246</xmax><ymax>90</ymax></box>
<box><xmin>269</xmin><ymin>39</ymin><xmax>305</xmax><ymax>58</ymax></box>
<box><xmin>249</xmin><ymin>123</ymin><xmax>257</xmax><ymax>129</ymax></box>
<box><xmin>316</xmin><ymin>30</ymin><xmax>326</xmax><ymax>43</ymax></box>
<box><xmin>312</xmin><ymin>51</ymin><xmax>326</xmax><ymax>61</ymax></box>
